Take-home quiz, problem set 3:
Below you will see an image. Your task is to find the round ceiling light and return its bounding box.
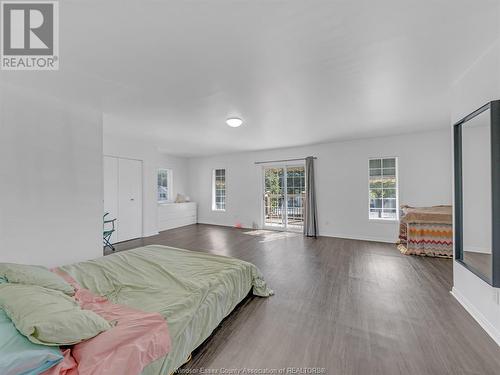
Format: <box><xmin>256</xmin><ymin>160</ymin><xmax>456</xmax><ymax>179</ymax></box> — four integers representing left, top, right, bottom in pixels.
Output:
<box><xmin>226</xmin><ymin>118</ymin><xmax>243</xmax><ymax>127</ymax></box>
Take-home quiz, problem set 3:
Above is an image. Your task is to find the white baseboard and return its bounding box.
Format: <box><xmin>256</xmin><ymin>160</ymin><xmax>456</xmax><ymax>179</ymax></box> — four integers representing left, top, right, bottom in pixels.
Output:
<box><xmin>197</xmin><ymin>221</ymin><xmax>395</xmax><ymax>244</ymax></box>
<box><xmin>463</xmin><ymin>247</ymin><xmax>491</xmax><ymax>254</ymax></box>
<box><xmin>321</xmin><ymin>232</ymin><xmax>395</xmax><ymax>244</ymax></box>
<box><xmin>143</xmin><ymin>231</ymin><xmax>159</xmax><ymax>237</ymax></box>
<box><xmin>451</xmin><ymin>287</ymin><xmax>500</xmax><ymax>346</ymax></box>
<box><xmin>197</xmin><ymin>220</ymin><xmax>254</xmax><ymax>230</ymax></box>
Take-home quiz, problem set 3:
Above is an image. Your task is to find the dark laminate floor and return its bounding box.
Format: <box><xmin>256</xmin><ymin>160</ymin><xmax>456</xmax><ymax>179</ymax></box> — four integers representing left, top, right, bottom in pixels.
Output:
<box><xmin>106</xmin><ymin>224</ymin><xmax>500</xmax><ymax>375</ymax></box>
<box><xmin>463</xmin><ymin>251</ymin><xmax>492</xmax><ymax>281</ymax></box>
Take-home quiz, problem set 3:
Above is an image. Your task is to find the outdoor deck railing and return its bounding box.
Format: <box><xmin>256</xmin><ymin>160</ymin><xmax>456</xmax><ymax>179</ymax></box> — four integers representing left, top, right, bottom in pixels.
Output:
<box><xmin>264</xmin><ymin>193</ymin><xmax>305</xmax><ymax>226</ymax></box>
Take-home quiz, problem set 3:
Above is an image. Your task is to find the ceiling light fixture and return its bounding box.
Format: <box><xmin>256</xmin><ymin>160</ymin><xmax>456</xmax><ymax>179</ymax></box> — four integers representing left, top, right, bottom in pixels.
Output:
<box><xmin>226</xmin><ymin>118</ymin><xmax>243</xmax><ymax>127</ymax></box>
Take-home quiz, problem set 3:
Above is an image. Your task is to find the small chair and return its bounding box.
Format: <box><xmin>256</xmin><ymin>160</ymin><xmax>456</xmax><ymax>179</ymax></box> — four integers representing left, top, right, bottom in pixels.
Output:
<box><xmin>103</xmin><ymin>213</ymin><xmax>117</xmax><ymax>251</ymax></box>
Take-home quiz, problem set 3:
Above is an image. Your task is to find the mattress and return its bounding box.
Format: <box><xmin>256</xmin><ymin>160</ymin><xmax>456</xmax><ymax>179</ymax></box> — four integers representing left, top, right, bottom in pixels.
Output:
<box><xmin>60</xmin><ymin>245</ymin><xmax>273</xmax><ymax>375</ymax></box>
<box><xmin>399</xmin><ymin>205</ymin><xmax>452</xmax><ymax>224</ymax></box>
<box><xmin>398</xmin><ymin>205</ymin><xmax>453</xmax><ymax>258</ymax></box>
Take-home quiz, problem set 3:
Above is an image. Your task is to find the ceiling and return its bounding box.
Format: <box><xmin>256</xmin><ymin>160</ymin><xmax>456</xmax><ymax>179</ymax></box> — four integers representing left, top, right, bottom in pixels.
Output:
<box><xmin>1</xmin><ymin>0</ymin><xmax>499</xmax><ymax>156</ymax></box>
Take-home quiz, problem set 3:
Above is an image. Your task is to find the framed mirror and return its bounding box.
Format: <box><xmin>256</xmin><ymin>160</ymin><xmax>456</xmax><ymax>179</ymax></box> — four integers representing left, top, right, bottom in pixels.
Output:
<box><xmin>454</xmin><ymin>100</ymin><xmax>500</xmax><ymax>287</ymax></box>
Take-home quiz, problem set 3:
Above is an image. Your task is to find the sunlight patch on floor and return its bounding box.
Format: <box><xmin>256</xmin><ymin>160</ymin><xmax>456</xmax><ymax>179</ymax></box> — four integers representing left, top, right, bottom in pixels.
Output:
<box><xmin>243</xmin><ymin>230</ymin><xmax>300</xmax><ymax>242</ymax></box>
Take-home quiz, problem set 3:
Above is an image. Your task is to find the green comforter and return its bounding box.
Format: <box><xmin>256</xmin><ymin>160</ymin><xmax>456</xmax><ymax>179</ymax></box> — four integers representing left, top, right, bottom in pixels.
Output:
<box><xmin>60</xmin><ymin>245</ymin><xmax>273</xmax><ymax>375</ymax></box>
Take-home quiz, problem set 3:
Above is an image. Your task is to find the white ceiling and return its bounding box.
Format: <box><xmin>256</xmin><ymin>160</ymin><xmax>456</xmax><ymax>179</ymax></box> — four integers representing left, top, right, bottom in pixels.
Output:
<box><xmin>1</xmin><ymin>0</ymin><xmax>499</xmax><ymax>156</ymax></box>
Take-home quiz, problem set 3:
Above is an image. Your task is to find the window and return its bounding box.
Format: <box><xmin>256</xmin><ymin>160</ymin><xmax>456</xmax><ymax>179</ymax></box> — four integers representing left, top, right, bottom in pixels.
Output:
<box><xmin>158</xmin><ymin>169</ymin><xmax>171</xmax><ymax>202</ymax></box>
<box><xmin>212</xmin><ymin>169</ymin><xmax>226</xmax><ymax>211</ymax></box>
<box><xmin>369</xmin><ymin>157</ymin><xmax>398</xmax><ymax>220</ymax></box>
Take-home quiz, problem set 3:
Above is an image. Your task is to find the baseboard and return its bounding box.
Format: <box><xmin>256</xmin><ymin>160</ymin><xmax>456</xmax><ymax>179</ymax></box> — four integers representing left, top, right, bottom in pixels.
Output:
<box><xmin>143</xmin><ymin>231</ymin><xmax>159</xmax><ymax>237</ymax></box>
<box><xmin>321</xmin><ymin>232</ymin><xmax>395</xmax><ymax>244</ymax></box>
<box><xmin>197</xmin><ymin>221</ymin><xmax>255</xmax><ymax>230</ymax></box>
<box><xmin>196</xmin><ymin>221</ymin><xmax>395</xmax><ymax>244</ymax></box>
<box><xmin>451</xmin><ymin>287</ymin><xmax>500</xmax><ymax>346</ymax></box>
<box><xmin>463</xmin><ymin>247</ymin><xmax>491</xmax><ymax>254</ymax></box>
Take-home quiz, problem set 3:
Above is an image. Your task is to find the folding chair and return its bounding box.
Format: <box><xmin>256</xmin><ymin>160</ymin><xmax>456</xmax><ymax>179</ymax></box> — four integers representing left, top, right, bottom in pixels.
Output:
<box><xmin>103</xmin><ymin>213</ymin><xmax>117</xmax><ymax>251</ymax></box>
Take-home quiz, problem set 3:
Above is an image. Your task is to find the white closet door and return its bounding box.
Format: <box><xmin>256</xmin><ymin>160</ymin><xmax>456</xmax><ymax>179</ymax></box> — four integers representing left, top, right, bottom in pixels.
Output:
<box><xmin>117</xmin><ymin>158</ymin><xmax>143</xmax><ymax>242</ymax></box>
<box><xmin>103</xmin><ymin>156</ymin><xmax>118</xmax><ymax>244</ymax></box>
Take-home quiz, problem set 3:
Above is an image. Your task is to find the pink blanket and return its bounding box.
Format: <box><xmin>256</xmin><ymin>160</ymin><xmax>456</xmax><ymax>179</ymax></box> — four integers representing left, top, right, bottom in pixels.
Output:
<box><xmin>43</xmin><ymin>270</ymin><xmax>171</xmax><ymax>375</ymax></box>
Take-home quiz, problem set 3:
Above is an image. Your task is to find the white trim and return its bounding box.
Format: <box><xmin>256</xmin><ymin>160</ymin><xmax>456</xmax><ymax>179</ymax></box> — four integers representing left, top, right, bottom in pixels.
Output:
<box><xmin>143</xmin><ymin>231</ymin><xmax>160</xmax><ymax>238</ymax></box>
<box><xmin>211</xmin><ymin>168</ymin><xmax>226</xmax><ymax>211</ymax></box>
<box><xmin>320</xmin><ymin>231</ymin><xmax>396</xmax><ymax>243</ymax></box>
<box><xmin>157</xmin><ymin>168</ymin><xmax>173</xmax><ymax>203</ymax></box>
<box><xmin>261</xmin><ymin>163</ymin><xmax>306</xmax><ymax>232</ymax></box>
<box><xmin>463</xmin><ymin>247</ymin><xmax>492</xmax><ymax>254</ymax></box>
<box><xmin>104</xmin><ymin>155</ymin><xmax>144</xmax><ymax>240</ymax></box>
<box><xmin>451</xmin><ymin>287</ymin><xmax>500</xmax><ymax>346</ymax></box>
<box><xmin>197</xmin><ymin>220</ymin><xmax>247</xmax><ymax>229</ymax></box>
<box><xmin>103</xmin><ymin>154</ymin><xmax>142</xmax><ymax>162</ymax></box>
<box><xmin>368</xmin><ymin>218</ymin><xmax>399</xmax><ymax>224</ymax></box>
<box><xmin>196</xmin><ymin>220</ymin><xmax>395</xmax><ymax>243</ymax></box>
<box><xmin>368</xmin><ymin>156</ymin><xmax>399</xmax><ymax>221</ymax></box>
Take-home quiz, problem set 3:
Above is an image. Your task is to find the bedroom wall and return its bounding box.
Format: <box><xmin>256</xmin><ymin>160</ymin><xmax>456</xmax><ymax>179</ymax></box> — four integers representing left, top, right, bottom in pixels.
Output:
<box><xmin>103</xmin><ymin>117</ymin><xmax>190</xmax><ymax>237</ymax></box>
<box><xmin>188</xmin><ymin>129</ymin><xmax>452</xmax><ymax>242</ymax></box>
<box><xmin>451</xmin><ymin>36</ymin><xmax>500</xmax><ymax>345</ymax></box>
<box><xmin>0</xmin><ymin>85</ymin><xmax>103</xmax><ymax>267</ymax></box>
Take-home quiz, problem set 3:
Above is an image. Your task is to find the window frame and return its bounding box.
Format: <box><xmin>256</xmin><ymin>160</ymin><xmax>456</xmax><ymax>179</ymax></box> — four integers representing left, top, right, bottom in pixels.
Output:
<box><xmin>157</xmin><ymin>168</ymin><xmax>172</xmax><ymax>203</ymax></box>
<box><xmin>368</xmin><ymin>157</ymin><xmax>399</xmax><ymax>222</ymax></box>
<box><xmin>212</xmin><ymin>168</ymin><xmax>226</xmax><ymax>212</ymax></box>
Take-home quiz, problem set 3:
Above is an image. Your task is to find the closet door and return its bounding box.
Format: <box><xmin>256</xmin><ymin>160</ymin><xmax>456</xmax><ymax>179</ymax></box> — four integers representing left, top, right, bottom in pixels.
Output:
<box><xmin>103</xmin><ymin>156</ymin><xmax>119</xmax><ymax>244</ymax></box>
<box><xmin>117</xmin><ymin>158</ymin><xmax>143</xmax><ymax>242</ymax></box>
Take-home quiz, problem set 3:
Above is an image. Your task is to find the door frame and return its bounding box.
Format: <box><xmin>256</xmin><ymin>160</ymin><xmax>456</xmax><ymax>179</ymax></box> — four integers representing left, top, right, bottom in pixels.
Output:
<box><xmin>103</xmin><ymin>155</ymin><xmax>144</xmax><ymax>242</ymax></box>
<box><xmin>261</xmin><ymin>163</ymin><xmax>305</xmax><ymax>233</ymax></box>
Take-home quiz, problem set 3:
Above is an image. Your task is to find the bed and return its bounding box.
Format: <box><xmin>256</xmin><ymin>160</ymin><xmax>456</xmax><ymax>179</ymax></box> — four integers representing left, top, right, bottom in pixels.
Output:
<box><xmin>397</xmin><ymin>205</ymin><xmax>453</xmax><ymax>258</ymax></box>
<box><xmin>57</xmin><ymin>245</ymin><xmax>273</xmax><ymax>374</ymax></box>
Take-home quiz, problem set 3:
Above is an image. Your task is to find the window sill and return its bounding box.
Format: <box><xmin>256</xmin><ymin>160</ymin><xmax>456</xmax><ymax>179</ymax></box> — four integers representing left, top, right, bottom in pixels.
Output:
<box><xmin>212</xmin><ymin>209</ymin><xmax>226</xmax><ymax>213</ymax></box>
<box><xmin>369</xmin><ymin>218</ymin><xmax>399</xmax><ymax>224</ymax></box>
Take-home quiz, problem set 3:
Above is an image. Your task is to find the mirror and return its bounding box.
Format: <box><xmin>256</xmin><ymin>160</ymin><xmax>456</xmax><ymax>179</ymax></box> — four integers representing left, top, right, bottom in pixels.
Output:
<box><xmin>454</xmin><ymin>100</ymin><xmax>500</xmax><ymax>287</ymax></box>
<box><xmin>461</xmin><ymin>109</ymin><xmax>492</xmax><ymax>282</ymax></box>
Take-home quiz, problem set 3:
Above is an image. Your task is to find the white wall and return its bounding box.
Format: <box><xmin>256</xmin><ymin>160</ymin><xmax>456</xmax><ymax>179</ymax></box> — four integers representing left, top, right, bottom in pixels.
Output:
<box><xmin>188</xmin><ymin>129</ymin><xmax>452</xmax><ymax>242</ymax></box>
<box><xmin>0</xmin><ymin>85</ymin><xmax>103</xmax><ymax>267</ymax></box>
<box><xmin>451</xmin><ymin>37</ymin><xmax>500</xmax><ymax>345</ymax></box>
<box><xmin>103</xmin><ymin>118</ymin><xmax>190</xmax><ymax>236</ymax></box>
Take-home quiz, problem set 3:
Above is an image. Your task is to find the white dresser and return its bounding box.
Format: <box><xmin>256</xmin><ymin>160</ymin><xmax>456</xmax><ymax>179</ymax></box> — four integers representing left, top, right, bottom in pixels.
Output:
<box><xmin>158</xmin><ymin>202</ymin><xmax>197</xmax><ymax>231</ymax></box>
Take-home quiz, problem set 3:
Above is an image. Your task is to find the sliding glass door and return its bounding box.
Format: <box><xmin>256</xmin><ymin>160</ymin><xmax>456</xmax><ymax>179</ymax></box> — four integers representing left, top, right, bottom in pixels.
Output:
<box><xmin>263</xmin><ymin>165</ymin><xmax>305</xmax><ymax>231</ymax></box>
<box><xmin>264</xmin><ymin>167</ymin><xmax>285</xmax><ymax>228</ymax></box>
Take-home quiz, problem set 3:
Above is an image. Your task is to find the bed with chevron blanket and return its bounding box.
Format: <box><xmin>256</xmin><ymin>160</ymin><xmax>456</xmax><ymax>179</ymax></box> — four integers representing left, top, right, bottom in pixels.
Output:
<box><xmin>397</xmin><ymin>205</ymin><xmax>453</xmax><ymax>258</ymax></box>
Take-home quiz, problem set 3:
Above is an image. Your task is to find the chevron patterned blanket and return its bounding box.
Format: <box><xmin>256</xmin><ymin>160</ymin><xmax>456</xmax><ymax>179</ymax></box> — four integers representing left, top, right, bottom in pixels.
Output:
<box><xmin>397</xmin><ymin>206</ymin><xmax>453</xmax><ymax>258</ymax></box>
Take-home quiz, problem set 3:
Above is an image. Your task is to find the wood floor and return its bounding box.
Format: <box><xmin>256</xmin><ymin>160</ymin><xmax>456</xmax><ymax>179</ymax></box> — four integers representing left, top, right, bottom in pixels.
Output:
<box><xmin>463</xmin><ymin>251</ymin><xmax>492</xmax><ymax>282</ymax></box>
<box><xmin>108</xmin><ymin>224</ymin><xmax>500</xmax><ymax>375</ymax></box>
